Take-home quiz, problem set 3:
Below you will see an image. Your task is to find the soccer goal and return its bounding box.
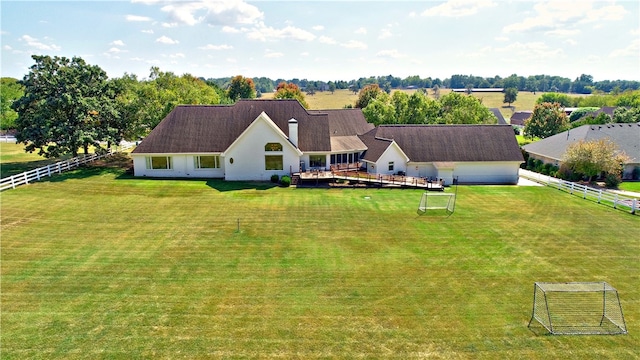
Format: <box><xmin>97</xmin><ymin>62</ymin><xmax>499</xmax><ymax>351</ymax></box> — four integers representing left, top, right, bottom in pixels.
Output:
<box><xmin>417</xmin><ymin>192</ymin><xmax>456</xmax><ymax>215</ymax></box>
<box><xmin>528</xmin><ymin>282</ymin><xmax>627</xmax><ymax>335</ymax></box>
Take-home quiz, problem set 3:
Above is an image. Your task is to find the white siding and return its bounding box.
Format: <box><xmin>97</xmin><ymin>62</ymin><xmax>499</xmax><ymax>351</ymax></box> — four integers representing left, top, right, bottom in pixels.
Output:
<box><xmin>453</xmin><ymin>162</ymin><xmax>521</xmax><ymax>184</ymax></box>
<box><xmin>371</xmin><ymin>143</ymin><xmax>407</xmax><ymax>175</ymax></box>
<box><xmin>132</xmin><ymin>154</ymin><xmax>225</xmax><ymax>178</ymax></box>
<box><xmin>224</xmin><ymin>116</ymin><xmax>300</xmax><ymax>181</ymax></box>
<box><xmin>406</xmin><ymin>163</ymin><xmax>437</xmax><ymax>179</ymax></box>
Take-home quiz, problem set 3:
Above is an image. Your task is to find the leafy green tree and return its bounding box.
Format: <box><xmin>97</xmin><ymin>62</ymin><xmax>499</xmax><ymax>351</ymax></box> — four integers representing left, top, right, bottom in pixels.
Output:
<box><xmin>524</xmin><ymin>102</ymin><xmax>569</xmax><ymax>139</ymax></box>
<box><xmin>12</xmin><ymin>55</ymin><xmax>120</xmax><ymax>157</ymax></box>
<box><xmin>568</xmin><ymin>107</ymin><xmax>600</xmax><ymax>122</ymax></box>
<box><xmin>273</xmin><ymin>82</ymin><xmax>309</xmax><ymax>108</ymax></box>
<box><xmin>355</xmin><ymin>84</ymin><xmax>383</xmax><ymax>108</ymax></box>
<box><xmin>536</xmin><ymin>92</ymin><xmax>573</xmax><ymax>107</ymax></box>
<box><xmin>362</xmin><ymin>94</ymin><xmax>394</xmax><ymax>126</ymax></box>
<box><xmin>227</xmin><ymin>75</ymin><xmax>256</xmax><ymax>101</ymax></box>
<box><xmin>562</xmin><ymin>139</ymin><xmax>629</xmax><ymax>183</ymax></box>
<box><xmin>0</xmin><ymin>77</ymin><xmax>24</xmax><ymax>130</ymax></box>
<box><xmin>503</xmin><ymin>87</ymin><xmax>518</xmax><ymax>107</ymax></box>
<box><xmin>613</xmin><ymin>107</ymin><xmax>640</xmax><ymax>123</ymax></box>
<box><xmin>328</xmin><ymin>82</ymin><xmax>336</xmax><ymax>94</ymax></box>
<box><xmin>439</xmin><ymin>92</ymin><xmax>496</xmax><ymax>124</ymax></box>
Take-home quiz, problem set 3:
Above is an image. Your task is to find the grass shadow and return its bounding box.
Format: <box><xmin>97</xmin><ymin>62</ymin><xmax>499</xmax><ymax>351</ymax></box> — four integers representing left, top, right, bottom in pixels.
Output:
<box><xmin>1</xmin><ymin>158</ymin><xmax>72</xmax><ymax>178</ymax></box>
<box><xmin>206</xmin><ymin>179</ymin><xmax>279</xmax><ymax>192</ymax></box>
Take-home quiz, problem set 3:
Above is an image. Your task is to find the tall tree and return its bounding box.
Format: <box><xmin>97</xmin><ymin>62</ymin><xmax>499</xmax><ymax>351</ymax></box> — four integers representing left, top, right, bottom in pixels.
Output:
<box><xmin>273</xmin><ymin>82</ymin><xmax>309</xmax><ymax>108</ymax></box>
<box><xmin>355</xmin><ymin>84</ymin><xmax>383</xmax><ymax>108</ymax></box>
<box><xmin>12</xmin><ymin>55</ymin><xmax>120</xmax><ymax>157</ymax></box>
<box><xmin>536</xmin><ymin>92</ymin><xmax>573</xmax><ymax>107</ymax></box>
<box><xmin>503</xmin><ymin>87</ymin><xmax>518</xmax><ymax>107</ymax></box>
<box><xmin>524</xmin><ymin>102</ymin><xmax>569</xmax><ymax>139</ymax></box>
<box><xmin>227</xmin><ymin>75</ymin><xmax>256</xmax><ymax>101</ymax></box>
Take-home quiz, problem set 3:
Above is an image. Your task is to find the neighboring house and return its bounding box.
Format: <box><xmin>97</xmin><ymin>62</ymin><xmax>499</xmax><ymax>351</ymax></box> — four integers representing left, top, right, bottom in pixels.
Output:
<box><xmin>489</xmin><ymin>108</ymin><xmax>507</xmax><ymax>125</ymax></box>
<box><xmin>522</xmin><ymin>122</ymin><xmax>640</xmax><ymax>179</ymax></box>
<box><xmin>132</xmin><ymin>99</ymin><xmax>524</xmax><ymax>184</ymax></box>
<box><xmin>509</xmin><ymin>111</ymin><xmax>532</xmax><ymax>127</ymax></box>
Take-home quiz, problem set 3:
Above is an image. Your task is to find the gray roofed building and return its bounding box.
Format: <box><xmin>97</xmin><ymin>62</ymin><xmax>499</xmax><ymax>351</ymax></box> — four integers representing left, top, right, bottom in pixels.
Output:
<box><xmin>523</xmin><ymin>122</ymin><xmax>640</xmax><ymax>179</ymax></box>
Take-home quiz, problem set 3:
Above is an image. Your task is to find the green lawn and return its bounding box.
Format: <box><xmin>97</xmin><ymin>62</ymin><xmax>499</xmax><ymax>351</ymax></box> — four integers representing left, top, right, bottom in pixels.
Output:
<box><xmin>1</xmin><ymin>164</ymin><xmax>638</xmax><ymax>359</ymax></box>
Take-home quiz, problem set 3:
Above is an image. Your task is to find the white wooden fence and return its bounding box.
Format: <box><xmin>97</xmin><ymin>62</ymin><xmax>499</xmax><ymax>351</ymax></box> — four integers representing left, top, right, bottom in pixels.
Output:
<box><xmin>519</xmin><ymin>169</ymin><xmax>639</xmax><ymax>215</ymax></box>
<box><xmin>1</xmin><ymin>144</ymin><xmax>134</xmax><ymax>191</ymax></box>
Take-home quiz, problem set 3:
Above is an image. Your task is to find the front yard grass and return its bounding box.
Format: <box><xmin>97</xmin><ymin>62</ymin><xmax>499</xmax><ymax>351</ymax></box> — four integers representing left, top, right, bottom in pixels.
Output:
<box><xmin>1</xmin><ymin>167</ymin><xmax>638</xmax><ymax>359</ymax></box>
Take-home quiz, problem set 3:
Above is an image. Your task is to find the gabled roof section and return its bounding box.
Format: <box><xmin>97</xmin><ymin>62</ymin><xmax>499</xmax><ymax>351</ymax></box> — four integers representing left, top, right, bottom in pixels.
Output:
<box><xmin>224</xmin><ymin>111</ymin><xmax>302</xmax><ymax>156</ymax></box>
<box><xmin>365</xmin><ymin>125</ymin><xmax>524</xmax><ymax>162</ymax></box>
<box><xmin>132</xmin><ymin>99</ymin><xmax>349</xmax><ymax>154</ymax></box>
<box><xmin>523</xmin><ymin>122</ymin><xmax>640</xmax><ymax>163</ymax></box>
<box><xmin>358</xmin><ymin>128</ymin><xmax>393</xmax><ymax>162</ymax></box>
<box><xmin>510</xmin><ymin>111</ymin><xmax>532</xmax><ymax>126</ymax></box>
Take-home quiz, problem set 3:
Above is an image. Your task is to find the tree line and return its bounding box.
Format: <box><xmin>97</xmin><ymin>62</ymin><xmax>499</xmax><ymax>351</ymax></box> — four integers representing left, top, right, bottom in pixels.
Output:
<box><xmin>208</xmin><ymin>73</ymin><xmax>640</xmax><ymax>96</ymax></box>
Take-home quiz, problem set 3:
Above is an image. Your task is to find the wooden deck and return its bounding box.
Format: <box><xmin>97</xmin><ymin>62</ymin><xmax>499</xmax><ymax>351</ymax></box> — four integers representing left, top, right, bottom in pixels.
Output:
<box><xmin>295</xmin><ymin>169</ymin><xmax>444</xmax><ymax>190</ymax></box>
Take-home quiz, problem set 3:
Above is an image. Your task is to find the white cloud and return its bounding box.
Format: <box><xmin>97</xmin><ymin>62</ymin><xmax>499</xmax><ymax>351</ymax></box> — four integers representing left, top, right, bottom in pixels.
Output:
<box><xmin>3</xmin><ymin>45</ymin><xmax>12</xmax><ymax>50</ymax></box>
<box><xmin>264</xmin><ymin>50</ymin><xmax>284</xmax><ymax>58</ymax></box>
<box><xmin>379</xmin><ymin>28</ymin><xmax>392</xmax><ymax>40</ymax></box>
<box><xmin>504</xmin><ymin>1</ymin><xmax>628</xmax><ymax>34</ymax></box>
<box><xmin>156</xmin><ymin>35</ymin><xmax>179</xmax><ymax>44</ymax></box>
<box><xmin>222</xmin><ymin>26</ymin><xmax>241</xmax><ymax>33</ymax></box>
<box><xmin>126</xmin><ymin>14</ymin><xmax>152</xmax><ymax>22</ymax></box>
<box><xmin>480</xmin><ymin>41</ymin><xmax>565</xmax><ymax>61</ymax></box>
<box><xmin>162</xmin><ymin>22</ymin><xmax>179</xmax><ymax>28</ymax></box>
<box><xmin>341</xmin><ymin>40</ymin><xmax>367</xmax><ymax>50</ymax></box>
<box><xmin>110</xmin><ymin>40</ymin><xmax>125</xmax><ymax>46</ymax></box>
<box><xmin>300</xmin><ymin>52</ymin><xmax>309</xmax><ymax>57</ymax></box>
<box><xmin>494</xmin><ymin>36</ymin><xmax>509</xmax><ymax>42</ymax></box>
<box><xmin>376</xmin><ymin>49</ymin><xmax>405</xmax><ymax>59</ymax></box>
<box><xmin>198</xmin><ymin>44</ymin><xmax>233</xmax><ymax>50</ymax></box>
<box><xmin>318</xmin><ymin>36</ymin><xmax>337</xmax><ymax>45</ymax></box>
<box><xmin>158</xmin><ymin>0</ymin><xmax>263</xmax><ymax>26</ymax></box>
<box><xmin>355</xmin><ymin>27</ymin><xmax>367</xmax><ymax>35</ymax></box>
<box><xmin>421</xmin><ymin>0</ymin><xmax>496</xmax><ymax>17</ymax></box>
<box><xmin>142</xmin><ymin>29</ymin><xmax>154</xmax><ymax>34</ymax></box>
<box><xmin>609</xmin><ymin>39</ymin><xmax>640</xmax><ymax>58</ymax></box>
<box><xmin>247</xmin><ymin>24</ymin><xmax>315</xmax><ymax>42</ymax></box>
<box><xmin>312</xmin><ymin>25</ymin><xmax>324</xmax><ymax>31</ymax></box>
<box><xmin>227</xmin><ymin>58</ymin><xmax>237</xmax><ymax>63</ymax></box>
<box><xmin>564</xmin><ymin>39</ymin><xmax>578</xmax><ymax>46</ymax></box>
<box><xmin>19</xmin><ymin>35</ymin><xmax>61</xmax><ymax>51</ymax></box>
<box><xmin>169</xmin><ymin>53</ymin><xmax>185</xmax><ymax>58</ymax></box>
<box><xmin>107</xmin><ymin>47</ymin><xmax>125</xmax><ymax>54</ymax></box>
<box><xmin>545</xmin><ymin>29</ymin><xmax>580</xmax><ymax>37</ymax></box>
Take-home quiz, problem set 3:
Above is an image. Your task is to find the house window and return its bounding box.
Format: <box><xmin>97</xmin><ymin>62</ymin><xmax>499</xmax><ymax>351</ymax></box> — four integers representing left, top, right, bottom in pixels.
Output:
<box><xmin>330</xmin><ymin>154</ymin><xmax>336</xmax><ymax>165</ymax></box>
<box><xmin>265</xmin><ymin>142</ymin><xmax>283</xmax><ymax>151</ymax></box>
<box><xmin>194</xmin><ymin>155</ymin><xmax>220</xmax><ymax>169</ymax></box>
<box><xmin>265</xmin><ymin>155</ymin><xmax>283</xmax><ymax>170</ymax></box>
<box><xmin>146</xmin><ymin>156</ymin><xmax>172</xmax><ymax>170</ymax></box>
<box><xmin>388</xmin><ymin>161</ymin><xmax>394</xmax><ymax>172</ymax></box>
<box><xmin>309</xmin><ymin>155</ymin><xmax>326</xmax><ymax>168</ymax></box>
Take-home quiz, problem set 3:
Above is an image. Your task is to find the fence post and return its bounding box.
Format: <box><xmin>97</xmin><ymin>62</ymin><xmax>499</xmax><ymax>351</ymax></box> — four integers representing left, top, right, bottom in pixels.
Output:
<box><xmin>24</xmin><ymin>171</ymin><xmax>29</xmax><ymax>185</ymax></box>
<box><xmin>11</xmin><ymin>176</ymin><xmax>16</xmax><ymax>189</ymax></box>
<box><xmin>583</xmin><ymin>186</ymin><xmax>588</xmax><ymax>199</ymax></box>
<box><xmin>632</xmin><ymin>199</ymin><xmax>637</xmax><ymax>215</ymax></box>
<box><xmin>597</xmin><ymin>189</ymin><xmax>602</xmax><ymax>203</ymax></box>
<box><xmin>613</xmin><ymin>194</ymin><xmax>618</xmax><ymax>209</ymax></box>
<box><xmin>47</xmin><ymin>164</ymin><xmax>51</xmax><ymax>177</ymax></box>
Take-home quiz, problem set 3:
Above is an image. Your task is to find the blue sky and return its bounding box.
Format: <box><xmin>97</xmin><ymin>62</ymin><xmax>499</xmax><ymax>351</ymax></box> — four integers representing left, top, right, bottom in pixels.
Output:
<box><xmin>2</xmin><ymin>0</ymin><xmax>639</xmax><ymax>82</ymax></box>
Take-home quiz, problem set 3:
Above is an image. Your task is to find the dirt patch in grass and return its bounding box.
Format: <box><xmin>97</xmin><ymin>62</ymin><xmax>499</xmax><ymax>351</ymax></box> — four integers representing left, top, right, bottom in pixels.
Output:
<box><xmin>89</xmin><ymin>153</ymin><xmax>133</xmax><ymax>173</ymax></box>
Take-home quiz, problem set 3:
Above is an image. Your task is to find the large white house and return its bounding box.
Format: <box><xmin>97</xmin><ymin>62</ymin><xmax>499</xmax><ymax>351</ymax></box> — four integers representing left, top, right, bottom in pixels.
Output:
<box><xmin>131</xmin><ymin>100</ymin><xmax>524</xmax><ymax>184</ymax></box>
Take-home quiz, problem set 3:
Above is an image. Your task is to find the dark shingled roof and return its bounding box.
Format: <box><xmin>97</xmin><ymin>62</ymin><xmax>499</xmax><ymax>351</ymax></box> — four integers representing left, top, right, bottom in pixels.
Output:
<box><xmin>360</xmin><ymin>125</ymin><xmax>524</xmax><ymax>163</ymax></box>
<box><xmin>358</xmin><ymin>129</ymin><xmax>393</xmax><ymax>162</ymax></box>
<box><xmin>132</xmin><ymin>100</ymin><xmax>370</xmax><ymax>154</ymax></box>
<box><xmin>510</xmin><ymin>111</ymin><xmax>532</xmax><ymax>126</ymax></box>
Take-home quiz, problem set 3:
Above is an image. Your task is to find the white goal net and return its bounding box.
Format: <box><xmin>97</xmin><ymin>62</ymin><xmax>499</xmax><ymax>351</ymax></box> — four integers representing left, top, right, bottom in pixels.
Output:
<box><xmin>528</xmin><ymin>282</ymin><xmax>627</xmax><ymax>335</ymax></box>
<box><xmin>418</xmin><ymin>192</ymin><xmax>456</xmax><ymax>214</ymax></box>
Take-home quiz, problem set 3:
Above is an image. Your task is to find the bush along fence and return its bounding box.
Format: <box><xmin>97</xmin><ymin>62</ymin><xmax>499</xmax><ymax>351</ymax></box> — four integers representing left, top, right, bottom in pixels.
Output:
<box><xmin>1</xmin><ymin>144</ymin><xmax>134</xmax><ymax>191</ymax></box>
<box><xmin>520</xmin><ymin>169</ymin><xmax>639</xmax><ymax>215</ymax></box>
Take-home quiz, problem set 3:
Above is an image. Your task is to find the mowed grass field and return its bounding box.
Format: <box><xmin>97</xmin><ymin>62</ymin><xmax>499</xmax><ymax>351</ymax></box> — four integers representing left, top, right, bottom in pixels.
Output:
<box><xmin>1</xmin><ymin>162</ymin><xmax>638</xmax><ymax>359</ymax></box>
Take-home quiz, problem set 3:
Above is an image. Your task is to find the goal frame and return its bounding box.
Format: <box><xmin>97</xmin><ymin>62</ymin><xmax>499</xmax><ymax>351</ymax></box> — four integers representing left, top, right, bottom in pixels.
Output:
<box><xmin>528</xmin><ymin>282</ymin><xmax>628</xmax><ymax>335</ymax></box>
<box><xmin>417</xmin><ymin>192</ymin><xmax>456</xmax><ymax>214</ymax></box>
